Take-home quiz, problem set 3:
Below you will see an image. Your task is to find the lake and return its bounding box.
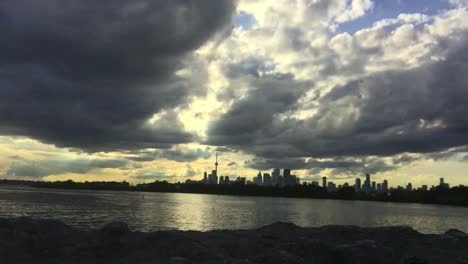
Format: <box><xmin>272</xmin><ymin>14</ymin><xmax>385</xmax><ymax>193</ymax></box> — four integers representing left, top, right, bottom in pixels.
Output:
<box><xmin>0</xmin><ymin>186</ymin><xmax>467</xmax><ymax>234</ymax></box>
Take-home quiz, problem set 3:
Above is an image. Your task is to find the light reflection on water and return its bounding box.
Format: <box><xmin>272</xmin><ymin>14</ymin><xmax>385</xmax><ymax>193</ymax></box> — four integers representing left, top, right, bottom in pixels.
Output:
<box><xmin>0</xmin><ymin>186</ymin><xmax>467</xmax><ymax>233</ymax></box>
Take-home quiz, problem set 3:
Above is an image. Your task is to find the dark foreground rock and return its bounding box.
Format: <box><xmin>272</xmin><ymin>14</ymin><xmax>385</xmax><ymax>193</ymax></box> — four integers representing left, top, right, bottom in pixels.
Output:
<box><xmin>0</xmin><ymin>218</ymin><xmax>467</xmax><ymax>264</ymax></box>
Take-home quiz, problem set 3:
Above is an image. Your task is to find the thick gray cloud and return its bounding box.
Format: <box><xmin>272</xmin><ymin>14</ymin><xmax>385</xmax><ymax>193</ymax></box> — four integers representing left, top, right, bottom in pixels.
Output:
<box><xmin>7</xmin><ymin>156</ymin><xmax>128</xmax><ymax>178</ymax></box>
<box><xmin>207</xmin><ymin>32</ymin><xmax>468</xmax><ymax>161</ymax></box>
<box><xmin>0</xmin><ymin>0</ymin><xmax>235</xmax><ymax>151</ymax></box>
<box><xmin>185</xmin><ymin>165</ymin><xmax>197</xmax><ymax>178</ymax></box>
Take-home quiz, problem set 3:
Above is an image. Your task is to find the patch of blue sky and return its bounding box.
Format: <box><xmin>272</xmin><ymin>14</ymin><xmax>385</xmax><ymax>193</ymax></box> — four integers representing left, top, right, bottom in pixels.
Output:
<box><xmin>233</xmin><ymin>11</ymin><xmax>256</xmax><ymax>30</ymax></box>
<box><xmin>338</xmin><ymin>0</ymin><xmax>452</xmax><ymax>33</ymax></box>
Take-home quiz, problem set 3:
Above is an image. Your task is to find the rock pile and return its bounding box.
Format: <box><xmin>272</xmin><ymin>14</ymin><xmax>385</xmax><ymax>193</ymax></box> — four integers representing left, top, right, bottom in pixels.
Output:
<box><xmin>0</xmin><ymin>218</ymin><xmax>467</xmax><ymax>263</ymax></box>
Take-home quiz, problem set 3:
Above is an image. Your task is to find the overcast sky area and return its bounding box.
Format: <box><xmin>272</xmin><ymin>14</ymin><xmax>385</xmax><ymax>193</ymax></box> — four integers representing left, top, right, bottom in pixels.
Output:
<box><xmin>1</xmin><ymin>0</ymin><xmax>468</xmax><ymax>187</ymax></box>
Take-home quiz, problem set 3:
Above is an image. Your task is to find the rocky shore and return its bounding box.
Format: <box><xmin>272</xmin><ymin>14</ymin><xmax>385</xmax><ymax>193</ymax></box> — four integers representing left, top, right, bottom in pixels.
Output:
<box><xmin>0</xmin><ymin>218</ymin><xmax>467</xmax><ymax>264</ymax></box>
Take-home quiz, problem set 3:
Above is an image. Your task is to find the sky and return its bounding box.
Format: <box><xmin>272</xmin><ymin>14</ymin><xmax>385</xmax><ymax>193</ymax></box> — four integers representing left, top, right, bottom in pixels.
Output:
<box><xmin>1</xmin><ymin>0</ymin><xmax>468</xmax><ymax>188</ymax></box>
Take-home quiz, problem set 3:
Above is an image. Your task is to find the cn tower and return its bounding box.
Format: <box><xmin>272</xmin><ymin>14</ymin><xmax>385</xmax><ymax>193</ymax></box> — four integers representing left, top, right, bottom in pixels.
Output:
<box><xmin>215</xmin><ymin>152</ymin><xmax>219</xmax><ymax>174</ymax></box>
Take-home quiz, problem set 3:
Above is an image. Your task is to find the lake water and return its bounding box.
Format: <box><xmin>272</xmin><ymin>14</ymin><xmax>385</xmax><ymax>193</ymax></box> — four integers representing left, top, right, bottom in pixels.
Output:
<box><xmin>0</xmin><ymin>186</ymin><xmax>467</xmax><ymax>234</ymax></box>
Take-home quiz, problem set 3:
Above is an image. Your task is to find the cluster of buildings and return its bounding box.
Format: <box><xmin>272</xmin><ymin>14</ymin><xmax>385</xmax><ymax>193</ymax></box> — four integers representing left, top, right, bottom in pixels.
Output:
<box><xmin>189</xmin><ymin>153</ymin><xmax>247</xmax><ymax>185</ymax></box>
<box><xmin>319</xmin><ymin>174</ymin><xmax>452</xmax><ymax>193</ymax></box>
<box><xmin>198</xmin><ymin>168</ymin><xmax>301</xmax><ymax>187</ymax></box>
<box><xmin>187</xmin><ymin>153</ymin><xmax>454</xmax><ymax>192</ymax></box>
<box><xmin>315</xmin><ymin>174</ymin><xmax>390</xmax><ymax>193</ymax></box>
<box><xmin>188</xmin><ymin>154</ymin><xmax>301</xmax><ymax>187</ymax></box>
<box><xmin>252</xmin><ymin>169</ymin><xmax>300</xmax><ymax>187</ymax></box>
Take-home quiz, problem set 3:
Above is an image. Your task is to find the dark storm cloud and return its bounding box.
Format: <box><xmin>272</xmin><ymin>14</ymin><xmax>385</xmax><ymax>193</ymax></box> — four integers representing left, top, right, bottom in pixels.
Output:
<box><xmin>245</xmin><ymin>157</ymin><xmax>395</xmax><ymax>175</ymax></box>
<box><xmin>207</xmin><ymin>33</ymin><xmax>468</xmax><ymax>161</ymax></box>
<box><xmin>160</xmin><ymin>149</ymin><xmax>211</xmax><ymax>162</ymax></box>
<box><xmin>7</xmin><ymin>156</ymin><xmax>128</xmax><ymax>178</ymax></box>
<box><xmin>132</xmin><ymin>170</ymin><xmax>169</xmax><ymax>181</ymax></box>
<box><xmin>245</xmin><ymin>158</ymin><xmax>310</xmax><ymax>171</ymax></box>
<box><xmin>207</xmin><ymin>74</ymin><xmax>311</xmax><ymax>148</ymax></box>
<box><xmin>0</xmin><ymin>0</ymin><xmax>235</xmax><ymax>151</ymax></box>
<box><xmin>426</xmin><ymin>146</ymin><xmax>468</xmax><ymax>161</ymax></box>
<box><xmin>128</xmin><ymin>148</ymin><xmax>211</xmax><ymax>162</ymax></box>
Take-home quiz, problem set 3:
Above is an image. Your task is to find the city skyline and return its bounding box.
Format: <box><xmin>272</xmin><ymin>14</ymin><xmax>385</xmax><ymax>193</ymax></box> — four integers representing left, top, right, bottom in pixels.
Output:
<box><xmin>189</xmin><ymin>154</ymin><xmax>456</xmax><ymax>191</ymax></box>
<box><xmin>196</xmin><ymin>168</ymin><xmax>454</xmax><ymax>192</ymax></box>
<box><xmin>1</xmin><ymin>0</ymin><xmax>468</xmax><ymax>187</ymax></box>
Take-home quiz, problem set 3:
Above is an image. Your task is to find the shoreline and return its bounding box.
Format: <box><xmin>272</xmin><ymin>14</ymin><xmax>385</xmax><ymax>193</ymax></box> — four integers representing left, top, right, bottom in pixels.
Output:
<box><xmin>2</xmin><ymin>183</ymin><xmax>468</xmax><ymax>209</ymax></box>
<box><xmin>0</xmin><ymin>217</ymin><xmax>467</xmax><ymax>263</ymax></box>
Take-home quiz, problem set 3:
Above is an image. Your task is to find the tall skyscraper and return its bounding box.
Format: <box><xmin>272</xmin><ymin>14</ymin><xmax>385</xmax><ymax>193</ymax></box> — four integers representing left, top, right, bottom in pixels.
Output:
<box><xmin>283</xmin><ymin>169</ymin><xmax>292</xmax><ymax>186</ymax></box>
<box><xmin>322</xmin><ymin>177</ymin><xmax>327</xmax><ymax>189</ymax></box>
<box><xmin>355</xmin><ymin>178</ymin><xmax>361</xmax><ymax>192</ymax></box>
<box><xmin>383</xmin><ymin>180</ymin><xmax>388</xmax><ymax>193</ymax></box>
<box><xmin>363</xmin><ymin>174</ymin><xmax>371</xmax><ymax>193</ymax></box>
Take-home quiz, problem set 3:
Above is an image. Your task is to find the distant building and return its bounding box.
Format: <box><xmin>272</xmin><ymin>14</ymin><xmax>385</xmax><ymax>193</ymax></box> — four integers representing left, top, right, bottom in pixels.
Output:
<box><xmin>406</xmin><ymin>183</ymin><xmax>412</xmax><ymax>191</ymax></box>
<box><xmin>371</xmin><ymin>181</ymin><xmax>376</xmax><ymax>191</ymax></box>
<box><xmin>236</xmin><ymin>177</ymin><xmax>246</xmax><ymax>185</ymax></box>
<box><xmin>439</xmin><ymin>178</ymin><xmax>450</xmax><ymax>189</ymax></box>
<box><xmin>208</xmin><ymin>170</ymin><xmax>218</xmax><ymax>185</ymax></box>
<box><xmin>327</xmin><ymin>182</ymin><xmax>337</xmax><ymax>192</ymax></box>
<box><xmin>283</xmin><ymin>169</ymin><xmax>293</xmax><ymax>186</ymax></box>
<box><xmin>295</xmin><ymin>176</ymin><xmax>300</xmax><ymax>185</ymax></box>
<box><xmin>253</xmin><ymin>172</ymin><xmax>263</xmax><ymax>186</ymax></box>
<box><xmin>382</xmin><ymin>180</ymin><xmax>388</xmax><ymax>193</ymax></box>
<box><xmin>263</xmin><ymin>173</ymin><xmax>272</xmax><ymax>186</ymax></box>
<box><xmin>322</xmin><ymin>177</ymin><xmax>327</xmax><ymax>190</ymax></box>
